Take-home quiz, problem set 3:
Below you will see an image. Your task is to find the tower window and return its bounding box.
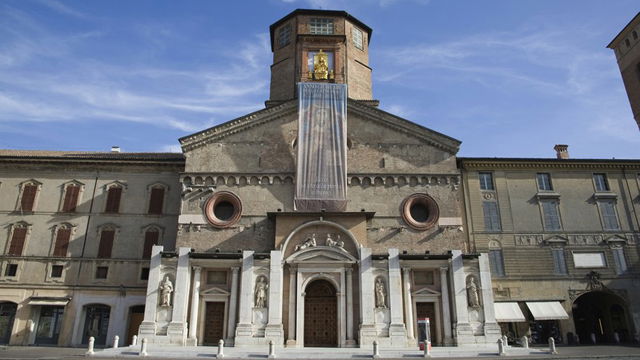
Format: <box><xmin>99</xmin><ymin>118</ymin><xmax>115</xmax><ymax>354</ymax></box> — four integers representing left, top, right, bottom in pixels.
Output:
<box><xmin>479</xmin><ymin>172</ymin><xmax>494</xmax><ymax>190</ymax></box>
<box><xmin>309</xmin><ymin>18</ymin><xmax>333</xmax><ymax>35</ymax></box>
<box><xmin>625</xmin><ymin>38</ymin><xmax>631</xmax><ymax>48</ymax></box>
<box><xmin>353</xmin><ymin>28</ymin><xmax>364</xmax><ymax>50</ymax></box>
<box><xmin>278</xmin><ymin>23</ymin><xmax>291</xmax><ymax>48</ymax></box>
<box><xmin>633</xmin><ymin>30</ymin><xmax>638</xmax><ymax>40</ymax></box>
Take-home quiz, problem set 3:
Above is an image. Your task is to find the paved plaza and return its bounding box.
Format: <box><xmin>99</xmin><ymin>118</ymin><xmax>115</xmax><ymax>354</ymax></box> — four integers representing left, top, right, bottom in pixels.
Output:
<box><xmin>1</xmin><ymin>345</ymin><xmax>640</xmax><ymax>360</ymax></box>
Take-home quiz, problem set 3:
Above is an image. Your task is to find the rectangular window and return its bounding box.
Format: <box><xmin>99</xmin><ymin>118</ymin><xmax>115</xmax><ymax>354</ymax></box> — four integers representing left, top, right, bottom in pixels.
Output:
<box><xmin>105</xmin><ymin>187</ymin><xmax>122</xmax><ymax>213</ymax></box>
<box><xmin>489</xmin><ymin>249</ymin><xmax>505</xmax><ymax>277</ymax></box>
<box><xmin>593</xmin><ymin>173</ymin><xmax>609</xmax><ymax>192</ymax></box>
<box><xmin>8</xmin><ymin>227</ymin><xmax>27</xmax><ymax>256</ymax></box>
<box><xmin>62</xmin><ymin>185</ymin><xmax>80</xmax><ymax>212</ymax></box>
<box><xmin>50</xmin><ymin>265</ymin><xmax>63</xmax><ymax>278</ymax></box>
<box><xmin>97</xmin><ymin>230</ymin><xmax>115</xmax><ymax>258</ymax></box>
<box><xmin>53</xmin><ymin>228</ymin><xmax>71</xmax><ymax>257</ymax></box>
<box><xmin>479</xmin><ymin>172</ymin><xmax>494</xmax><ymax>190</ymax></box>
<box><xmin>536</xmin><ymin>173</ymin><xmax>553</xmax><ymax>191</ymax></box>
<box><xmin>612</xmin><ymin>248</ymin><xmax>627</xmax><ymax>274</ymax></box>
<box><xmin>95</xmin><ymin>266</ymin><xmax>108</xmax><ymax>279</ymax></box>
<box><xmin>21</xmin><ymin>184</ymin><xmax>37</xmax><ymax>211</ymax></box>
<box><xmin>482</xmin><ymin>201</ymin><xmax>501</xmax><ymax>232</ymax></box>
<box><xmin>207</xmin><ymin>271</ymin><xmax>228</xmax><ymax>285</ymax></box>
<box><xmin>413</xmin><ymin>270</ymin><xmax>434</xmax><ymax>285</ymax></box>
<box><xmin>140</xmin><ymin>267</ymin><xmax>150</xmax><ymax>281</ymax></box>
<box><xmin>278</xmin><ymin>23</ymin><xmax>291</xmax><ymax>48</ymax></box>
<box><xmin>573</xmin><ymin>252</ymin><xmax>606</xmax><ymax>268</ymax></box>
<box><xmin>4</xmin><ymin>264</ymin><xmax>17</xmax><ymax>277</ymax></box>
<box><xmin>541</xmin><ymin>200</ymin><xmax>562</xmax><ymax>231</ymax></box>
<box><xmin>309</xmin><ymin>18</ymin><xmax>333</xmax><ymax>35</ymax></box>
<box><xmin>352</xmin><ymin>28</ymin><xmax>363</xmax><ymax>50</ymax></box>
<box><xmin>598</xmin><ymin>200</ymin><xmax>620</xmax><ymax>230</ymax></box>
<box><xmin>552</xmin><ymin>249</ymin><xmax>567</xmax><ymax>275</ymax></box>
<box><xmin>142</xmin><ymin>230</ymin><xmax>159</xmax><ymax>259</ymax></box>
<box><xmin>148</xmin><ymin>187</ymin><xmax>165</xmax><ymax>215</ymax></box>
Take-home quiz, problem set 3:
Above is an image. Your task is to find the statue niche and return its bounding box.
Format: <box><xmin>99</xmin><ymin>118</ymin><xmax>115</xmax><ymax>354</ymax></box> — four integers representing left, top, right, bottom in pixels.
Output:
<box><xmin>466</xmin><ymin>275</ymin><xmax>481</xmax><ymax>308</ymax></box>
<box><xmin>375</xmin><ymin>277</ymin><xmax>387</xmax><ymax>309</ymax></box>
<box><xmin>159</xmin><ymin>275</ymin><xmax>174</xmax><ymax>307</ymax></box>
<box><xmin>254</xmin><ymin>275</ymin><xmax>269</xmax><ymax>308</ymax></box>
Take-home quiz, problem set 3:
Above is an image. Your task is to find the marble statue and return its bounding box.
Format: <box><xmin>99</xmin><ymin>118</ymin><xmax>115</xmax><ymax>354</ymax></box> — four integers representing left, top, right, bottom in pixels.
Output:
<box><xmin>254</xmin><ymin>276</ymin><xmax>269</xmax><ymax>308</ymax></box>
<box><xmin>159</xmin><ymin>276</ymin><xmax>174</xmax><ymax>307</ymax></box>
<box><xmin>375</xmin><ymin>277</ymin><xmax>387</xmax><ymax>309</ymax></box>
<box><xmin>326</xmin><ymin>233</ymin><xmax>344</xmax><ymax>248</ymax></box>
<box><xmin>466</xmin><ymin>276</ymin><xmax>480</xmax><ymax>308</ymax></box>
<box><xmin>295</xmin><ymin>233</ymin><xmax>317</xmax><ymax>251</ymax></box>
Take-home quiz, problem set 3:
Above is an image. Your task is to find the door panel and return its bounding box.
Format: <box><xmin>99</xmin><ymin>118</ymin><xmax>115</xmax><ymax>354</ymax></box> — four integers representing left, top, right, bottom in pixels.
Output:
<box><xmin>203</xmin><ymin>302</ymin><xmax>225</xmax><ymax>345</ymax></box>
<box><xmin>304</xmin><ymin>280</ymin><xmax>337</xmax><ymax>347</ymax></box>
<box><xmin>416</xmin><ymin>302</ymin><xmax>437</xmax><ymax>345</ymax></box>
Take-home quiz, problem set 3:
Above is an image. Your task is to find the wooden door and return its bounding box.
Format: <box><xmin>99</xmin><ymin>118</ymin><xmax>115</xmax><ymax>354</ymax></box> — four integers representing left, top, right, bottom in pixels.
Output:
<box><xmin>416</xmin><ymin>302</ymin><xmax>437</xmax><ymax>345</ymax></box>
<box><xmin>203</xmin><ymin>302</ymin><xmax>225</xmax><ymax>345</ymax></box>
<box><xmin>126</xmin><ymin>306</ymin><xmax>145</xmax><ymax>345</ymax></box>
<box><xmin>304</xmin><ymin>280</ymin><xmax>338</xmax><ymax>347</ymax></box>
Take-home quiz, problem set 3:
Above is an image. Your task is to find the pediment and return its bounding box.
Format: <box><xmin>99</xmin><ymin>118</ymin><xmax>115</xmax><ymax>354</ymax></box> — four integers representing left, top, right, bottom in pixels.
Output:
<box><xmin>286</xmin><ymin>246</ymin><xmax>357</xmax><ymax>264</ymax></box>
<box><xmin>412</xmin><ymin>286</ymin><xmax>441</xmax><ymax>297</ymax></box>
<box><xmin>201</xmin><ymin>287</ymin><xmax>230</xmax><ymax>296</ymax></box>
<box><xmin>544</xmin><ymin>235</ymin><xmax>568</xmax><ymax>245</ymax></box>
<box><xmin>604</xmin><ymin>234</ymin><xmax>627</xmax><ymax>245</ymax></box>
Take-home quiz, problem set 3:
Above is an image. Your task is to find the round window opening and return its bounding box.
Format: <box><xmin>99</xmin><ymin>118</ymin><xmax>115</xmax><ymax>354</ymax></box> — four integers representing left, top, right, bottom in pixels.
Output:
<box><xmin>204</xmin><ymin>191</ymin><xmax>242</xmax><ymax>228</ymax></box>
<box><xmin>401</xmin><ymin>193</ymin><xmax>439</xmax><ymax>231</ymax></box>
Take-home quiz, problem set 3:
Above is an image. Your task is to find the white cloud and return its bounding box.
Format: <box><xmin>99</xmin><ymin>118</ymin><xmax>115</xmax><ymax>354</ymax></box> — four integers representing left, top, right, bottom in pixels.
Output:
<box><xmin>158</xmin><ymin>144</ymin><xmax>183</xmax><ymax>153</ymax></box>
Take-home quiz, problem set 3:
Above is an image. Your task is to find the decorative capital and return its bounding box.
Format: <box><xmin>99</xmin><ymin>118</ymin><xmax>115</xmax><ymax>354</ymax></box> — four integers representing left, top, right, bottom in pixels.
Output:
<box><xmin>440</xmin><ymin>266</ymin><xmax>449</xmax><ymax>273</ymax></box>
<box><xmin>192</xmin><ymin>266</ymin><xmax>202</xmax><ymax>273</ymax></box>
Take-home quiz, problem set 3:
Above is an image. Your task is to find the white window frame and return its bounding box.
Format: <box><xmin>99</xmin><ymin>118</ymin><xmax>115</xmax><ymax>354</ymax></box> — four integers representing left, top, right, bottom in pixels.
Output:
<box><xmin>596</xmin><ymin>199</ymin><xmax>620</xmax><ymax>231</ymax></box>
<box><xmin>146</xmin><ymin>182</ymin><xmax>169</xmax><ymax>215</ymax></box>
<box><xmin>539</xmin><ymin>199</ymin><xmax>562</xmax><ymax>231</ymax></box>
<box><xmin>58</xmin><ymin>180</ymin><xmax>85</xmax><ymax>212</ymax></box>
<box><xmin>16</xmin><ymin>179</ymin><xmax>42</xmax><ymax>212</ymax></box>
<box><xmin>4</xmin><ymin>221</ymin><xmax>31</xmax><ymax>256</ymax></box>
<box><xmin>352</xmin><ymin>27</ymin><xmax>364</xmax><ymax>50</ymax></box>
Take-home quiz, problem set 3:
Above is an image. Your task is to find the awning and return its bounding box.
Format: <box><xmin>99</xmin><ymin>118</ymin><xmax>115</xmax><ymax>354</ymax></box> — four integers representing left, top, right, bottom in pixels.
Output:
<box><xmin>494</xmin><ymin>302</ymin><xmax>526</xmax><ymax>322</ymax></box>
<box><xmin>526</xmin><ymin>301</ymin><xmax>569</xmax><ymax>320</ymax></box>
<box><xmin>28</xmin><ymin>297</ymin><xmax>70</xmax><ymax>306</ymax></box>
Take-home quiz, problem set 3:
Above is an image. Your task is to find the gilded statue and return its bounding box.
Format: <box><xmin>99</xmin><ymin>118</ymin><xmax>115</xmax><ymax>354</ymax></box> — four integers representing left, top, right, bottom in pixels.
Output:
<box><xmin>313</xmin><ymin>50</ymin><xmax>329</xmax><ymax>80</ymax></box>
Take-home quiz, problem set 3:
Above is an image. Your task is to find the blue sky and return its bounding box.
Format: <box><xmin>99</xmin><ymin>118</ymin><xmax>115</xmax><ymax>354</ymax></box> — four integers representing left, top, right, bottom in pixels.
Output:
<box><xmin>0</xmin><ymin>0</ymin><xmax>638</xmax><ymax>158</ymax></box>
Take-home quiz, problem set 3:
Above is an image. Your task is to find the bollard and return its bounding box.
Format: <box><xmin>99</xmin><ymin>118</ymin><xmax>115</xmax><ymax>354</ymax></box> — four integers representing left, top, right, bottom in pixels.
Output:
<box><xmin>548</xmin><ymin>337</ymin><xmax>557</xmax><ymax>355</ymax></box>
<box><xmin>497</xmin><ymin>338</ymin><xmax>506</xmax><ymax>356</ymax></box>
<box><xmin>268</xmin><ymin>340</ymin><xmax>276</xmax><ymax>359</ymax></box>
<box><xmin>590</xmin><ymin>333</ymin><xmax>596</xmax><ymax>344</ymax></box>
<box><xmin>132</xmin><ymin>335</ymin><xmax>138</xmax><ymax>346</ymax></box>
<box><xmin>113</xmin><ymin>335</ymin><xmax>119</xmax><ymax>349</ymax></box>
<box><xmin>140</xmin><ymin>338</ymin><xmax>148</xmax><ymax>357</ymax></box>
<box><xmin>423</xmin><ymin>340</ymin><xmax>431</xmax><ymax>358</ymax></box>
<box><xmin>217</xmin><ymin>339</ymin><xmax>225</xmax><ymax>358</ymax></box>
<box><xmin>521</xmin><ymin>336</ymin><xmax>528</xmax><ymax>349</ymax></box>
<box><xmin>372</xmin><ymin>340</ymin><xmax>380</xmax><ymax>359</ymax></box>
<box><xmin>86</xmin><ymin>336</ymin><xmax>95</xmax><ymax>356</ymax></box>
<box><xmin>502</xmin><ymin>335</ymin><xmax>509</xmax><ymax>347</ymax></box>
<box><xmin>613</xmin><ymin>332</ymin><xmax>620</xmax><ymax>344</ymax></box>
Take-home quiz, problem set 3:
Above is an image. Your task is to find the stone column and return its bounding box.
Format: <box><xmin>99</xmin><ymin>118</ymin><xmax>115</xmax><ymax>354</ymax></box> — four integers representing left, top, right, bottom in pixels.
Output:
<box><xmin>139</xmin><ymin>245</ymin><xmax>163</xmax><ymax>336</ymax></box>
<box><xmin>358</xmin><ymin>247</ymin><xmax>376</xmax><ymax>345</ymax></box>
<box><xmin>451</xmin><ymin>250</ymin><xmax>473</xmax><ymax>345</ymax></box>
<box><xmin>234</xmin><ymin>250</ymin><xmax>254</xmax><ymax>343</ymax></box>
<box><xmin>402</xmin><ymin>267</ymin><xmax>415</xmax><ymax>341</ymax></box>
<box><xmin>439</xmin><ymin>266</ymin><xmax>453</xmax><ymax>345</ymax></box>
<box><xmin>388</xmin><ymin>248</ymin><xmax>407</xmax><ymax>346</ymax></box>
<box><xmin>188</xmin><ymin>266</ymin><xmax>201</xmax><ymax>344</ymax></box>
<box><xmin>266</xmin><ymin>250</ymin><xmax>284</xmax><ymax>343</ymax></box>
<box><xmin>168</xmin><ymin>247</ymin><xmax>192</xmax><ymax>344</ymax></box>
<box><xmin>339</xmin><ymin>268</ymin><xmax>347</xmax><ymax>346</ymax></box>
<box><xmin>295</xmin><ymin>270</ymin><xmax>305</xmax><ymax>347</ymax></box>
<box><xmin>226</xmin><ymin>266</ymin><xmax>240</xmax><ymax>344</ymax></box>
<box><xmin>479</xmin><ymin>253</ymin><xmax>501</xmax><ymax>342</ymax></box>
<box><xmin>346</xmin><ymin>267</ymin><xmax>355</xmax><ymax>345</ymax></box>
<box><xmin>286</xmin><ymin>265</ymin><xmax>297</xmax><ymax>346</ymax></box>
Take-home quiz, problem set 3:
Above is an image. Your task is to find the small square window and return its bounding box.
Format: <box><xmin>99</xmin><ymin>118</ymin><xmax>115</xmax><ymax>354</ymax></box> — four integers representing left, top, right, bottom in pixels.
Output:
<box><xmin>278</xmin><ymin>23</ymin><xmax>291</xmax><ymax>48</ymax></box>
<box><xmin>479</xmin><ymin>172</ymin><xmax>494</xmax><ymax>190</ymax></box>
<box><xmin>309</xmin><ymin>18</ymin><xmax>333</xmax><ymax>35</ymax></box>
<box><xmin>4</xmin><ymin>264</ymin><xmax>17</xmax><ymax>277</ymax></box>
<box><xmin>95</xmin><ymin>266</ymin><xmax>108</xmax><ymax>279</ymax></box>
<box><xmin>536</xmin><ymin>173</ymin><xmax>553</xmax><ymax>191</ymax></box>
<box><xmin>207</xmin><ymin>271</ymin><xmax>227</xmax><ymax>285</ymax></box>
<box><xmin>51</xmin><ymin>265</ymin><xmax>63</xmax><ymax>278</ymax></box>
<box><xmin>140</xmin><ymin>267</ymin><xmax>150</xmax><ymax>281</ymax></box>
<box><xmin>593</xmin><ymin>173</ymin><xmax>609</xmax><ymax>192</ymax></box>
<box><xmin>352</xmin><ymin>28</ymin><xmax>363</xmax><ymax>50</ymax></box>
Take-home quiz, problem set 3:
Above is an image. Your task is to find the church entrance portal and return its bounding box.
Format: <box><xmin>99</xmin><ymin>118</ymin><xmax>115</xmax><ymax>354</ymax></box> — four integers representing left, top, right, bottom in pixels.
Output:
<box><xmin>416</xmin><ymin>302</ymin><xmax>437</xmax><ymax>345</ymax></box>
<box><xmin>572</xmin><ymin>291</ymin><xmax>631</xmax><ymax>343</ymax></box>
<box><xmin>203</xmin><ymin>302</ymin><xmax>225</xmax><ymax>345</ymax></box>
<box><xmin>304</xmin><ymin>279</ymin><xmax>338</xmax><ymax>347</ymax></box>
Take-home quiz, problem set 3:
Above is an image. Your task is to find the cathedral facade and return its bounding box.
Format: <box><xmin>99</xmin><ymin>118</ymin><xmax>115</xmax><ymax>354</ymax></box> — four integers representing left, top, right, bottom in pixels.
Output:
<box><xmin>0</xmin><ymin>9</ymin><xmax>638</xmax><ymax>349</ymax></box>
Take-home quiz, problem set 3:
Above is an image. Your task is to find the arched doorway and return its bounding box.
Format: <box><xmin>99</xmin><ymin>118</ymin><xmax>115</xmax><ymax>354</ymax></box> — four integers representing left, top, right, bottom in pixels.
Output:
<box><xmin>304</xmin><ymin>279</ymin><xmax>338</xmax><ymax>347</ymax></box>
<box><xmin>572</xmin><ymin>291</ymin><xmax>631</xmax><ymax>343</ymax></box>
<box><xmin>0</xmin><ymin>302</ymin><xmax>17</xmax><ymax>344</ymax></box>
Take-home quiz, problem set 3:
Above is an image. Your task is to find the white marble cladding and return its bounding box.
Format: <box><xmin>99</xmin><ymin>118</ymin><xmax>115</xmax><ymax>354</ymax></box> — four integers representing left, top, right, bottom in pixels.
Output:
<box><xmin>513</xmin><ymin>233</ymin><xmax>639</xmax><ymax>246</ymax></box>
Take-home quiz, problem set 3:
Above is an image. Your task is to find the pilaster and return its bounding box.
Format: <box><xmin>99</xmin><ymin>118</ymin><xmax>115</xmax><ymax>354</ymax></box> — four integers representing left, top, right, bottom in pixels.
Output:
<box><xmin>138</xmin><ymin>245</ymin><xmax>163</xmax><ymax>336</ymax></box>
<box><xmin>440</xmin><ymin>266</ymin><xmax>453</xmax><ymax>345</ymax></box>
<box><xmin>451</xmin><ymin>250</ymin><xmax>473</xmax><ymax>345</ymax></box>
<box><xmin>187</xmin><ymin>266</ymin><xmax>201</xmax><ymax>345</ymax></box>
<box><xmin>402</xmin><ymin>267</ymin><xmax>415</xmax><ymax>342</ymax></box>
<box><xmin>266</xmin><ymin>250</ymin><xmax>284</xmax><ymax>344</ymax></box>
<box><xmin>388</xmin><ymin>248</ymin><xmax>407</xmax><ymax>346</ymax></box>
<box><xmin>168</xmin><ymin>247</ymin><xmax>191</xmax><ymax>344</ymax></box>
<box><xmin>479</xmin><ymin>253</ymin><xmax>501</xmax><ymax>342</ymax></box>
<box><xmin>234</xmin><ymin>250</ymin><xmax>254</xmax><ymax>344</ymax></box>
<box><xmin>226</xmin><ymin>266</ymin><xmax>240</xmax><ymax>344</ymax></box>
<box><xmin>358</xmin><ymin>247</ymin><xmax>376</xmax><ymax>345</ymax></box>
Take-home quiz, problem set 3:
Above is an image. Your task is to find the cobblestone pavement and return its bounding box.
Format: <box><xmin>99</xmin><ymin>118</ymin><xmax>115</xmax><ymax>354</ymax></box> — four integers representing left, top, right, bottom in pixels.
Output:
<box><xmin>0</xmin><ymin>345</ymin><xmax>639</xmax><ymax>360</ymax></box>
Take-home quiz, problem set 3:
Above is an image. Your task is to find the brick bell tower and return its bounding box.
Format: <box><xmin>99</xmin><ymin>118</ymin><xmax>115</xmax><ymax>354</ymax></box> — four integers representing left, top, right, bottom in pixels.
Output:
<box><xmin>268</xmin><ymin>9</ymin><xmax>374</xmax><ymax>102</ymax></box>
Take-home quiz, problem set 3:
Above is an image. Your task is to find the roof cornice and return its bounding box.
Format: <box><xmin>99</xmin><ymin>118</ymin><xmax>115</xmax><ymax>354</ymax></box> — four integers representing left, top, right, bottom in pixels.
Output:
<box><xmin>458</xmin><ymin>157</ymin><xmax>640</xmax><ymax>170</ymax></box>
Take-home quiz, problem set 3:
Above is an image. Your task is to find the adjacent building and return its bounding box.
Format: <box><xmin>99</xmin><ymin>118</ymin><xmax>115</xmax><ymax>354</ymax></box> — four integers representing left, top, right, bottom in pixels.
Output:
<box><xmin>0</xmin><ymin>9</ymin><xmax>638</xmax><ymax>349</ymax></box>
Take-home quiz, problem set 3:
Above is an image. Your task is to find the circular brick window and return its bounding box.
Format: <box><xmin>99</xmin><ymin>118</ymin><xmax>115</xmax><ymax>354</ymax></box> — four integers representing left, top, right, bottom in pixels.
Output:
<box><xmin>401</xmin><ymin>193</ymin><xmax>439</xmax><ymax>231</ymax></box>
<box><xmin>204</xmin><ymin>191</ymin><xmax>242</xmax><ymax>228</ymax></box>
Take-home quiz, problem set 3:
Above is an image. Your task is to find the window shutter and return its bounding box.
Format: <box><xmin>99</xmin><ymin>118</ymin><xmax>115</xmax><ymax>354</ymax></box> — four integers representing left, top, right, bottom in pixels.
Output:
<box><xmin>21</xmin><ymin>185</ymin><xmax>37</xmax><ymax>211</ymax></box>
<box><xmin>142</xmin><ymin>230</ymin><xmax>159</xmax><ymax>258</ymax></box>
<box><xmin>552</xmin><ymin>249</ymin><xmax>567</xmax><ymax>275</ymax></box>
<box><xmin>53</xmin><ymin>228</ymin><xmax>71</xmax><ymax>257</ymax></box>
<box><xmin>105</xmin><ymin>187</ymin><xmax>122</xmax><ymax>213</ymax></box>
<box><xmin>148</xmin><ymin>187</ymin><xmax>165</xmax><ymax>215</ymax></box>
<box><xmin>97</xmin><ymin>230</ymin><xmax>115</xmax><ymax>258</ymax></box>
<box><xmin>62</xmin><ymin>185</ymin><xmax>80</xmax><ymax>212</ymax></box>
<box><xmin>8</xmin><ymin>227</ymin><xmax>27</xmax><ymax>256</ymax></box>
<box><xmin>483</xmin><ymin>202</ymin><xmax>501</xmax><ymax>231</ymax></box>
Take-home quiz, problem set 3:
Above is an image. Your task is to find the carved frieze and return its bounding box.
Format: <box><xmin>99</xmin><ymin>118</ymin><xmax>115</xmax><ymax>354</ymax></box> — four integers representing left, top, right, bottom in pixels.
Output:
<box><xmin>514</xmin><ymin>233</ymin><xmax>639</xmax><ymax>247</ymax></box>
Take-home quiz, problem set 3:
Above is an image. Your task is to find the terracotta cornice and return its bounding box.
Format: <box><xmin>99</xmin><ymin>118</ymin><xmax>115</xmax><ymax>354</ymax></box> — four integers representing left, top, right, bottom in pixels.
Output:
<box><xmin>458</xmin><ymin>157</ymin><xmax>640</xmax><ymax>170</ymax></box>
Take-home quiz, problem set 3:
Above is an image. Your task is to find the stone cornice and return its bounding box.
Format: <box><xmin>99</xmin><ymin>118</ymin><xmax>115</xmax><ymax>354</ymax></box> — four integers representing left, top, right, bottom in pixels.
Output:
<box><xmin>458</xmin><ymin>157</ymin><xmax>640</xmax><ymax>170</ymax></box>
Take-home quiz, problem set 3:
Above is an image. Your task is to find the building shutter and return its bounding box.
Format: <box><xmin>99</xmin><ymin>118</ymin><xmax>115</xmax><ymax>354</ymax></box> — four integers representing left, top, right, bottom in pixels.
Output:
<box><xmin>97</xmin><ymin>229</ymin><xmax>115</xmax><ymax>258</ymax></box>
<box><xmin>8</xmin><ymin>227</ymin><xmax>27</xmax><ymax>256</ymax></box>
<box><xmin>53</xmin><ymin>228</ymin><xmax>71</xmax><ymax>257</ymax></box>
<box><xmin>482</xmin><ymin>201</ymin><xmax>501</xmax><ymax>231</ymax></box>
<box><xmin>142</xmin><ymin>230</ymin><xmax>159</xmax><ymax>259</ymax></box>
<box><xmin>552</xmin><ymin>248</ymin><xmax>567</xmax><ymax>275</ymax></box>
<box><xmin>62</xmin><ymin>185</ymin><xmax>80</xmax><ymax>212</ymax></box>
<box><xmin>148</xmin><ymin>187</ymin><xmax>165</xmax><ymax>215</ymax></box>
<box><xmin>21</xmin><ymin>185</ymin><xmax>37</xmax><ymax>211</ymax></box>
<box><xmin>105</xmin><ymin>187</ymin><xmax>122</xmax><ymax>213</ymax></box>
